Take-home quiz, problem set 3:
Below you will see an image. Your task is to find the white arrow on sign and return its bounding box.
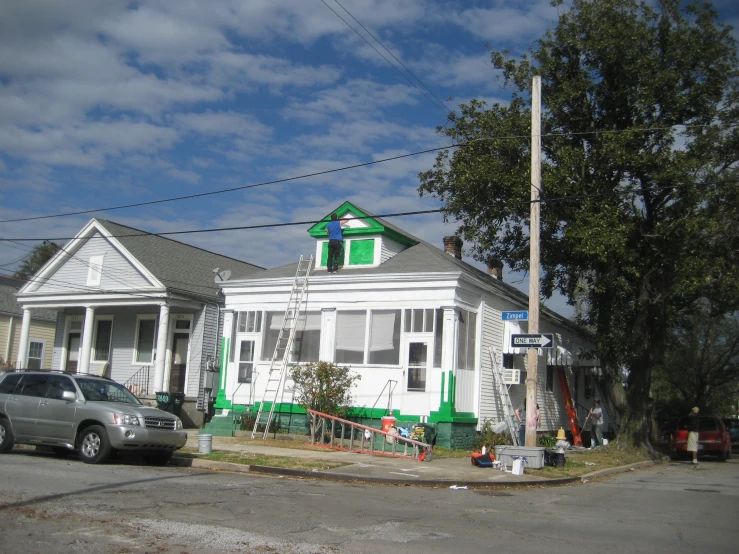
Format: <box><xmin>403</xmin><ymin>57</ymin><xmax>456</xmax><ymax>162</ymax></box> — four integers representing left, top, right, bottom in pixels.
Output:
<box><xmin>511</xmin><ymin>333</ymin><xmax>554</xmax><ymax>348</ymax></box>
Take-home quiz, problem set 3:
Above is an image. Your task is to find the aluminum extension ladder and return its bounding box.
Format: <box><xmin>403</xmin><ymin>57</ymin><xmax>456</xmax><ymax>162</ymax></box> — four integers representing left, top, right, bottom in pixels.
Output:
<box><xmin>489</xmin><ymin>346</ymin><xmax>520</xmax><ymax>446</ymax></box>
<box><xmin>251</xmin><ymin>255</ymin><xmax>313</xmax><ymax>439</ymax></box>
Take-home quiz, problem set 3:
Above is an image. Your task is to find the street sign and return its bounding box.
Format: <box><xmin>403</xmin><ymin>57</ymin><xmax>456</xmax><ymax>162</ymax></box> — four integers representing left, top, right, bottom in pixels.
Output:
<box><xmin>511</xmin><ymin>333</ymin><xmax>554</xmax><ymax>348</ymax></box>
<box><xmin>502</xmin><ymin>311</ymin><xmax>528</xmax><ymax>321</ymax></box>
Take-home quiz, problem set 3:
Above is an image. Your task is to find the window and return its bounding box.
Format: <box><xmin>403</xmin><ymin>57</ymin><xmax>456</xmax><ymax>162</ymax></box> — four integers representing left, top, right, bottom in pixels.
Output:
<box><xmin>348</xmin><ymin>239</ymin><xmax>374</xmax><ymax>265</ymax></box>
<box><xmin>93</xmin><ymin>318</ymin><xmax>113</xmax><ymax>362</ymax></box>
<box><xmin>262</xmin><ymin>312</ymin><xmax>321</xmax><ymax>363</ymax></box>
<box><xmin>368</xmin><ymin>310</ymin><xmax>401</xmax><ymax>364</ymax></box>
<box><xmin>86</xmin><ymin>255</ymin><xmax>104</xmax><ymax>286</ymax></box>
<box><xmin>175</xmin><ymin>319</ymin><xmax>191</xmax><ymax>330</ymax></box>
<box><xmin>27</xmin><ymin>340</ymin><xmax>45</xmax><ymax>370</ymax></box>
<box><xmin>404</xmin><ymin>308</ymin><xmax>435</xmax><ymax>333</ymax></box>
<box><xmin>503</xmin><ymin>354</ymin><xmax>514</xmax><ymax>369</ymax></box>
<box><xmin>18</xmin><ymin>375</ymin><xmax>49</xmax><ymax>397</ymax></box>
<box><xmin>46</xmin><ymin>375</ymin><xmax>76</xmax><ymax>400</ymax></box>
<box><xmin>134</xmin><ymin>316</ymin><xmax>157</xmax><ymax>364</ymax></box>
<box><xmin>407</xmin><ymin>342</ymin><xmax>428</xmax><ymax>391</ymax></box>
<box><xmin>335</xmin><ymin>311</ymin><xmax>367</xmax><ymax>364</ymax></box>
<box><xmin>457</xmin><ymin>309</ymin><xmax>477</xmax><ymax>370</ymax></box>
<box><xmin>238</xmin><ymin>340</ymin><xmax>255</xmax><ymax>383</ymax></box>
<box><xmin>0</xmin><ymin>374</ymin><xmax>22</xmax><ymax>394</ymax></box>
<box><xmin>238</xmin><ymin>311</ymin><xmax>262</xmax><ymax>333</ymax></box>
<box><xmin>546</xmin><ymin>366</ymin><xmax>554</xmax><ymax>392</ymax></box>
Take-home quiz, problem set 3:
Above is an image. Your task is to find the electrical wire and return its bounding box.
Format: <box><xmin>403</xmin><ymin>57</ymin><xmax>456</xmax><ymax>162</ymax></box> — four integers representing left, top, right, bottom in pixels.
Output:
<box><xmin>327</xmin><ymin>0</ymin><xmax>452</xmax><ymax>114</ymax></box>
<box><xmin>0</xmin><ymin>122</ymin><xmax>733</xmax><ymax>226</ymax></box>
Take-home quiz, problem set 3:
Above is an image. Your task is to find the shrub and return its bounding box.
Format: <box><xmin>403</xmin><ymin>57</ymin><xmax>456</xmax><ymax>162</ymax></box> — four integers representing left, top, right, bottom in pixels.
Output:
<box><xmin>473</xmin><ymin>420</ymin><xmax>513</xmax><ymax>451</ymax></box>
<box><xmin>240</xmin><ymin>412</ymin><xmax>281</xmax><ymax>434</ymax></box>
<box><xmin>537</xmin><ymin>434</ymin><xmax>558</xmax><ymax>449</ymax></box>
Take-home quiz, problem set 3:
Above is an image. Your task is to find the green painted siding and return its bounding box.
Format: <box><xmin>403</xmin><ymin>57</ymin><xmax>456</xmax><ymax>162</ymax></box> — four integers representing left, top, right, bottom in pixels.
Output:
<box><xmin>349</xmin><ymin>239</ymin><xmax>374</xmax><ymax>265</ymax></box>
<box><xmin>320</xmin><ymin>242</ymin><xmax>328</xmax><ymax>266</ymax></box>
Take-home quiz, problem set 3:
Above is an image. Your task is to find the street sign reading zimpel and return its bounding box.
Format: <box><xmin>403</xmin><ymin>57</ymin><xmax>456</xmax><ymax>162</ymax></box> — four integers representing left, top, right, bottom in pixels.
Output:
<box><xmin>502</xmin><ymin>311</ymin><xmax>528</xmax><ymax>321</ymax></box>
<box><xmin>511</xmin><ymin>333</ymin><xmax>554</xmax><ymax>348</ymax></box>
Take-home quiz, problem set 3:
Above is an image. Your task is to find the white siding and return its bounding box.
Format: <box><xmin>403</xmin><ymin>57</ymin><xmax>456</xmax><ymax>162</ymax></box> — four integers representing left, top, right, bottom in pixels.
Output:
<box><xmin>34</xmin><ymin>232</ymin><xmax>152</xmax><ymax>293</ymax></box>
<box><xmin>379</xmin><ymin>237</ymin><xmax>406</xmax><ymax>263</ymax></box>
<box><xmin>455</xmin><ymin>369</ymin><xmax>476</xmax><ymax>413</ymax></box>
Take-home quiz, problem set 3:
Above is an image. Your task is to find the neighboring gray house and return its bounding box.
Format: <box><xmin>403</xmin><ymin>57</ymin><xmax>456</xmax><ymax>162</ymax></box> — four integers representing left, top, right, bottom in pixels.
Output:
<box><xmin>16</xmin><ymin>218</ymin><xmax>264</xmax><ymax>427</ymax></box>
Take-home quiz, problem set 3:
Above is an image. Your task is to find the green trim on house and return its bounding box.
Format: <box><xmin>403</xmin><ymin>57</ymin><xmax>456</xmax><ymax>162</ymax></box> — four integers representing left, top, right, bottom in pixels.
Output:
<box><xmin>320</xmin><ymin>242</ymin><xmax>329</xmax><ymax>266</ymax></box>
<box><xmin>427</xmin><ymin>370</ymin><xmax>478</xmax><ymax>424</ymax></box>
<box><xmin>349</xmin><ymin>239</ymin><xmax>374</xmax><ymax>265</ymax></box>
<box><xmin>214</xmin><ymin>336</ymin><xmax>231</xmax><ymax>409</ymax></box>
<box><xmin>307</xmin><ymin>202</ymin><xmax>417</xmax><ymax>247</ymax></box>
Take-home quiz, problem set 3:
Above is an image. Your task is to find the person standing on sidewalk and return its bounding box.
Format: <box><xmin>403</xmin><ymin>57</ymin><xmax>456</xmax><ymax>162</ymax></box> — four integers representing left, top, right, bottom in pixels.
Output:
<box><xmin>688</xmin><ymin>406</ymin><xmax>700</xmax><ymax>465</ymax></box>
<box><xmin>514</xmin><ymin>400</ymin><xmax>540</xmax><ymax>445</ymax></box>
<box><xmin>326</xmin><ymin>213</ymin><xmax>345</xmax><ymax>273</ymax></box>
<box><xmin>589</xmin><ymin>399</ymin><xmax>604</xmax><ymax>448</ymax></box>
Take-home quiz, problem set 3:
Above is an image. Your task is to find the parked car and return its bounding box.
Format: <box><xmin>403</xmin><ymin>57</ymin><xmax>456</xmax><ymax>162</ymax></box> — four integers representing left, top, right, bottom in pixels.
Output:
<box><xmin>670</xmin><ymin>414</ymin><xmax>732</xmax><ymax>461</ymax></box>
<box><xmin>0</xmin><ymin>369</ymin><xmax>187</xmax><ymax>465</ymax></box>
<box><xmin>722</xmin><ymin>418</ymin><xmax>739</xmax><ymax>450</ymax></box>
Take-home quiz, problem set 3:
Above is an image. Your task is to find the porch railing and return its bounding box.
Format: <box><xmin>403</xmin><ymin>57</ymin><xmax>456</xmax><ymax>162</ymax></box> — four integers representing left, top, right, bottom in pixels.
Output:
<box><xmin>124</xmin><ymin>365</ymin><xmax>151</xmax><ymax>397</ymax></box>
<box><xmin>307</xmin><ymin>409</ymin><xmax>430</xmax><ymax>461</ymax></box>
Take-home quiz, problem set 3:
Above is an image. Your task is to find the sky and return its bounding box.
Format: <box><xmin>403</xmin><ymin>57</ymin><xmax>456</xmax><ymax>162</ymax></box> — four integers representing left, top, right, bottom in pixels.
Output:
<box><xmin>1</xmin><ymin>0</ymin><xmax>738</xmax><ymax>319</ymax></box>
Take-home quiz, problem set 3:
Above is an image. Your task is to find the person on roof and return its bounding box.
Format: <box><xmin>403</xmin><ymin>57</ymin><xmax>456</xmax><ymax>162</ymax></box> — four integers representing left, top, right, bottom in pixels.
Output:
<box><xmin>326</xmin><ymin>213</ymin><xmax>345</xmax><ymax>273</ymax></box>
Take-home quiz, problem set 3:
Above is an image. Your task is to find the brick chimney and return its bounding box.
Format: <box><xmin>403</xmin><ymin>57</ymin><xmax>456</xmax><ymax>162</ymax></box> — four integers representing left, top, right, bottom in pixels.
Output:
<box><xmin>443</xmin><ymin>236</ymin><xmax>463</xmax><ymax>260</ymax></box>
<box><xmin>487</xmin><ymin>258</ymin><xmax>504</xmax><ymax>280</ymax></box>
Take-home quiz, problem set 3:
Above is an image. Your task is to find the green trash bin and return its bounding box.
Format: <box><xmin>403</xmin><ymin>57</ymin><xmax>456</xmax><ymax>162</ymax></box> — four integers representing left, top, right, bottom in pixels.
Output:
<box><xmin>155</xmin><ymin>392</ymin><xmax>185</xmax><ymax>417</ymax></box>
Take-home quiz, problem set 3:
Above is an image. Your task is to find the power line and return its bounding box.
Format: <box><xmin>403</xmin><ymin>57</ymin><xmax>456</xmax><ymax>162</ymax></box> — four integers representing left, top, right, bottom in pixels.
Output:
<box><xmin>1</xmin><ymin>176</ymin><xmax>736</xmax><ymax>244</ymax></box>
<box><xmin>319</xmin><ymin>0</ymin><xmax>450</xmax><ymax>117</ymax></box>
<box><xmin>1</xmin><ymin>123</ymin><xmax>733</xmax><ymax>226</ymax></box>
<box><xmin>328</xmin><ymin>0</ymin><xmax>452</xmax><ymax>114</ymax></box>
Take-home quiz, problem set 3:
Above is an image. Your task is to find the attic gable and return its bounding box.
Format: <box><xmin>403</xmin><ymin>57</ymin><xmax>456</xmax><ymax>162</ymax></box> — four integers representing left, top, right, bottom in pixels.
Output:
<box><xmin>307</xmin><ymin>201</ymin><xmax>418</xmax><ymax>246</ymax></box>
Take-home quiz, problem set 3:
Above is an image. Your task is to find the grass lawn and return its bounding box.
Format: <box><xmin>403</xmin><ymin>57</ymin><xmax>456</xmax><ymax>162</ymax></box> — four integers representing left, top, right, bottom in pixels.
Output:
<box><xmin>177</xmin><ymin>448</ymin><xmax>350</xmax><ymax>471</ymax></box>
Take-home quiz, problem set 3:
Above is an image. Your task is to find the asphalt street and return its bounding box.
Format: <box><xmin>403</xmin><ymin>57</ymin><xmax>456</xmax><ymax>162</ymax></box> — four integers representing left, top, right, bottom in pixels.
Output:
<box><xmin>0</xmin><ymin>450</ymin><xmax>737</xmax><ymax>554</ymax></box>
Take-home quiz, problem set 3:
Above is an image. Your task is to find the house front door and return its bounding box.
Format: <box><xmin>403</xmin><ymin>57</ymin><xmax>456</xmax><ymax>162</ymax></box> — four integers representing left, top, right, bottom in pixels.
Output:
<box><xmin>168</xmin><ymin>333</ymin><xmax>189</xmax><ymax>393</ymax></box>
<box><xmin>65</xmin><ymin>333</ymin><xmax>80</xmax><ymax>373</ymax></box>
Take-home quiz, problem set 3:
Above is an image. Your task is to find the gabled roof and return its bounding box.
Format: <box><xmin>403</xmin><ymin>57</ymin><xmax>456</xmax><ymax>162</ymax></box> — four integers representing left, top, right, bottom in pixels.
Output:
<box><xmin>93</xmin><ymin>219</ymin><xmax>265</xmax><ymax>300</ymax></box>
<box><xmin>307</xmin><ymin>201</ymin><xmax>419</xmax><ymax>246</ymax></box>
<box><xmin>0</xmin><ymin>276</ymin><xmax>56</xmax><ymax>321</ymax></box>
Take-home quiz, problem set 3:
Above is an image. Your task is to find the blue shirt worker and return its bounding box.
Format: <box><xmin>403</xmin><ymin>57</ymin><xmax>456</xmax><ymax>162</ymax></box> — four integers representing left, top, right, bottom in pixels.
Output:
<box><xmin>326</xmin><ymin>213</ymin><xmax>344</xmax><ymax>273</ymax></box>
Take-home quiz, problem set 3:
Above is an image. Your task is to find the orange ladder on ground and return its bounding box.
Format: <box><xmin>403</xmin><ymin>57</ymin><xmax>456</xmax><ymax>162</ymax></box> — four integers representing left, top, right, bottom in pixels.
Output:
<box><xmin>557</xmin><ymin>366</ymin><xmax>583</xmax><ymax>446</ymax></box>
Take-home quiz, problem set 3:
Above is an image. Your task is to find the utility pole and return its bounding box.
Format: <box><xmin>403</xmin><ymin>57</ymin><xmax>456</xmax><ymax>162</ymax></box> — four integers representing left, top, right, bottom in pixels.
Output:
<box><xmin>526</xmin><ymin>76</ymin><xmax>541</xmax><ymax>447</ymax></box>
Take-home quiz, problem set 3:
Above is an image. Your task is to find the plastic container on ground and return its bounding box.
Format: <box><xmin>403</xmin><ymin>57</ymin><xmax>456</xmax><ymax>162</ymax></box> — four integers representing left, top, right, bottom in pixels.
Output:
<box><xmin>198</xmin><ymin>434</ymin><xmax>213</xmax><ymax>454</ymax></box>
<box><xmin>495</xmin><ymin>445</ymin><xmax>546</xmax><ymax>469</ymax></box>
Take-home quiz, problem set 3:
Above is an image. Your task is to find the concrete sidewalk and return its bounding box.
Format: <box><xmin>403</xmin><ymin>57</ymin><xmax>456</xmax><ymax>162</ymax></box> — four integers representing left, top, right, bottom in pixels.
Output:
<box><xmin>180</xmin><ymin>435</ymin><xmax>574</xmax><ymax>486</ymax></box>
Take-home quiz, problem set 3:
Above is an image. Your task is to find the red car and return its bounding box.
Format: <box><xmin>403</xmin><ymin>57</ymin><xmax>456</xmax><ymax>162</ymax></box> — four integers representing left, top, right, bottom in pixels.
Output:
<box><xmin>671</xmin><ymin>415</ymin><xmax>732</xmax><ymax>461</ymax></box>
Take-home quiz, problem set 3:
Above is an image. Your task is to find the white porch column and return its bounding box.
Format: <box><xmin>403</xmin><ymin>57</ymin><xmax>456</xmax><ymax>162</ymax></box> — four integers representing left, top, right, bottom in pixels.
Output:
<box><xmin>78</xmin><ymin>306</ymin><xmax>96</xmax><ymax>374</ymax></box>
<box><xmin>153</xmin><ymin>303</ymin><xmax>170</xmax><ymax>392</ymax></box>
<box><xmin>17</xmin><ymin>309</ymin><xmax>32</xmax><ymax>368</ymax></box>
<box><xmin>441</xmin><ymin>306</ymin><xmax>459</xmax><ymax>404</ymax></box>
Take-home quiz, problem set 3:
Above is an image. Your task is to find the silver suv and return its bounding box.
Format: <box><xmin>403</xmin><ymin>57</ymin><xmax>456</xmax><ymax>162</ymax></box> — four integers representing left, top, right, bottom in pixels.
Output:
<box><xmin>0</xmin><ymin>370</ymin><xmax>187</xmax><ymax>465</ymax></box>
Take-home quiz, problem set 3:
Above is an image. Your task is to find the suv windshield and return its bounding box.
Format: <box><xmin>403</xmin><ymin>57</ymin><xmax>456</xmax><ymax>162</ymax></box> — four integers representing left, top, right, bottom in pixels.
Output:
<box><xmin>75</xmin><ymin>378</ymin><xmax>142</xmax><ymax>405</ymax></box>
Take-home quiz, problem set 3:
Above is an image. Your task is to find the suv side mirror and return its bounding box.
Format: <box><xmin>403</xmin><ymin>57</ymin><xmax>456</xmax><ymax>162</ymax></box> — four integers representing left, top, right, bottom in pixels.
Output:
<box><xmin>62</xmin><ymin>390</ymin><xmax>77</xmax><ymax>401</ymax></box>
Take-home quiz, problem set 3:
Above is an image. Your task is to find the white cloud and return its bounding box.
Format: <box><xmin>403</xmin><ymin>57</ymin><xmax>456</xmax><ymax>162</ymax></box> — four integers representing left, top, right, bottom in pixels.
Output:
<box><xmin>451</xmin><ymin>1</ymin><xmax>558</xmax><ymax>44</ymax></box>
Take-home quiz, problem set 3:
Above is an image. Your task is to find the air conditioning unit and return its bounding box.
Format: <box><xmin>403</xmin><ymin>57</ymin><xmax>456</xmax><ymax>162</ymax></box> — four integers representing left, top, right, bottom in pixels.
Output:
<box><xmin>503</xmin><ymin>369</ymin><xmax>521</xmax><ymax>385</ymax></box>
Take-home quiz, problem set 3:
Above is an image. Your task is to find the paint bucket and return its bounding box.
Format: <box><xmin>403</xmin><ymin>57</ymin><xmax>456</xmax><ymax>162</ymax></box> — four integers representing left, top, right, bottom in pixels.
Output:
<box><xmin>198</xmin><ymin>434</ymin><xmax>213</xmax><ymax>454</ymax></box>
<box><xmin>381</xmin><ymin>416</ymin><xmax>396</xmax><ymax>433</ymax></box>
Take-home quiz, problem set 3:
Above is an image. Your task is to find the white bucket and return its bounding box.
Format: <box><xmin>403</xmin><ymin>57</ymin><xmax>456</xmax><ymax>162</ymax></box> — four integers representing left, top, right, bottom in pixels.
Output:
<box><xmin>198</xmin><ymin>434</ymin><xmax>213</xmax><ymax>454</ymax></box>
<box><xmin>602</xmin><ymin>438</ymin><xmax>609</xmax><ymax>447</ymax></box>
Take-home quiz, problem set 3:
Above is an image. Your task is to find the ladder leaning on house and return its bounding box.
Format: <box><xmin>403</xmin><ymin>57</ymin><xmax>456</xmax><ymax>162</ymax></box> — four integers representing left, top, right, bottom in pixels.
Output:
<box><xmin>488</xmin><ymin>346</ymin><xmax>520</xmax><ymax>446</ymax></box>
<box><xmin>251</xmin><ymin>255</ymin><xmax>313</xmax><ymax>440</ymax></box>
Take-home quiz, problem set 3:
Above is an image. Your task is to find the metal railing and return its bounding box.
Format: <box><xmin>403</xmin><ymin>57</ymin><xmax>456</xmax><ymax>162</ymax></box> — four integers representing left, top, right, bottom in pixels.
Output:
<box><xmin>307</xmin><ymin>409</ymin><xmax>430</xmax><ymax>461</ymax></box>
<box><xmin>124</xmin><ymin>365</ymin><xmax>151</xmax><ymax>397</ymax></box>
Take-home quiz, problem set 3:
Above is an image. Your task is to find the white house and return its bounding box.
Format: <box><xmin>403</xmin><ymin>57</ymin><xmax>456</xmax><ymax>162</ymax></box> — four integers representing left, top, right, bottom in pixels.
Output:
<box><xmin>16</xmin><ymin>218</ymin><xmax>264</xmax><ymax>427</ymax></box>
<box><xmin>209</xmin><ymin>202</ymin><xmax>613</xmax><ymax>447</ymax></box>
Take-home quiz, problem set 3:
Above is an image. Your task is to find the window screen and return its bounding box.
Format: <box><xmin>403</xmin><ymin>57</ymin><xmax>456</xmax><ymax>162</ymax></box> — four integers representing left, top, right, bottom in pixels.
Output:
<box><xmin>335</xmin><ymin>311</ymin><xmax>366</xmax><ymax>364</ymax></box>
<box><xmin>368</xmin><ymin>310</ymin><xmax>401</xmax><ymax>364</ymax></box>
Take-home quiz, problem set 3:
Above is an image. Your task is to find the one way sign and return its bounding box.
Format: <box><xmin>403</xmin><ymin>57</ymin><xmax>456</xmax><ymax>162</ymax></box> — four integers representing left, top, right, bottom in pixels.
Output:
<box><xmin>511</xmin><ymin>334</ymin><xmax>554</xmax><ymax>348</ymax></box>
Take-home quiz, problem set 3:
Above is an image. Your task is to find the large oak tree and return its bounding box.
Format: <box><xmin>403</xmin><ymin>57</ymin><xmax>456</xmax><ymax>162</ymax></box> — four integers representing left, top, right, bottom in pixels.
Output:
<box><xmin>419</xmin><ymin>0</ymin><xmax>739</xmax><ymax>448</ymax></box>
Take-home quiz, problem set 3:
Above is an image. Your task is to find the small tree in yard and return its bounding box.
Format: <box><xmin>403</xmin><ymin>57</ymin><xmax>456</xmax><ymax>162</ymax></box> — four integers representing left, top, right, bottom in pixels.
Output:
<box><xmin>291</xmin><ymin>361</ymin><xmax>361</xmax><ymax>438</ymax></box>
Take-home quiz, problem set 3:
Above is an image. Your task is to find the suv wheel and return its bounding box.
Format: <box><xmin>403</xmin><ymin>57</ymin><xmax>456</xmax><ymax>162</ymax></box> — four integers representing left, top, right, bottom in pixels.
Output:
<box><xmin>78</xmin><ymin>425</ymin><xmax>111</xmax><ymax>464</ymax></box>
<box><xmin>142</xmin><ymin>452</ymin><xmax>173</xmax><ymax>466</ymax></box>
<box><xmin>0</xmin><ymin>418</ymin><xmax>14</xmax><ymax>453</ymax></box>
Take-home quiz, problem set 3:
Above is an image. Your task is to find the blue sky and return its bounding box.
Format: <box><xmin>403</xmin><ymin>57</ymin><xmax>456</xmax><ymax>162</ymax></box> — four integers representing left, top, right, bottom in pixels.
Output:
<box><xmin>1</xmin><ymin>0</ymin><xmax>737</xmax><ymax>318</ymax></box>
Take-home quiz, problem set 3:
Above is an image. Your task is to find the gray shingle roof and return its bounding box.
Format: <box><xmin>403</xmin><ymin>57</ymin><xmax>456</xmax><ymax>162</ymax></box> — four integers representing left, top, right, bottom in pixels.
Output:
<box><xmin>0</xmin><ymin>276</ymin><xmax>57</xmax><ymax>321</ymax></box>
<box><xmin>95</xmin><ymin>219</ymin><xmax>265</xmax><ymax>301</ymax></box>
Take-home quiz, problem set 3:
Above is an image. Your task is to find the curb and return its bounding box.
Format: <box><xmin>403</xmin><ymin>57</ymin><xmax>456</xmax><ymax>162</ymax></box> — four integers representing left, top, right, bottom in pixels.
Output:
<box><xmin>580</xmin><ymin>457</ymin><xmax>667</xmax><ymax>480</ymax></box>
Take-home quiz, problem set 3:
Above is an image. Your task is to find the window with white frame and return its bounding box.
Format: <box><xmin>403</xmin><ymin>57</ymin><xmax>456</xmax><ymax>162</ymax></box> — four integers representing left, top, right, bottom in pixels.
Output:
<box><xmin>433</xmin><ymin>309</ymin><xmax>443</xmax><ymax>368</ymax></box>
<box><xmin>335</xmin><ymin>311</ymin><xmax>366</xmax><ymax>364</ymax></box>
<box><xmin>261</xmin><ymin>312</ymin><xmax>321</xmax><ymax>363</ymax></box>
<box><xmin>404</xmin><ymin>308</ymin><xmax>443</xmax><ymax>368</ymax></box>
<box><xmin>133</xmin><ymin>315</ymin><xmax>157</xmax><ymax>364</ymax></box>
<box><xmin>238</xmin><ymin>311</ymin><xmax>262</xmax><ymax>333</ymax></box>
<box><xmin>368</xmin><ymin>309</ymin><xmax>401</xmax><ymax>364</ymax></box>
<box><xmin>27</xmin><ymin>340</ymin><xmax>45</xmax><ymax>369</ymax></box>
<box><xmin>456</xmin><ymin>309</ymin><xmax>476</xmax><ymax>370</ymax></box>
<box><xmin>93</xmin><ymin>317</ymin><xmax>113</xmax><ymax>362</ymax></box>
<box><xmin>238</xmin><ymin>340</ymin><xmax>255</xmax><ymax>383</ymax></box>
<box><xmin>86</xmin><ymin>255</ymin><xmax>105</xmax><ymax>286</ymax></box>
